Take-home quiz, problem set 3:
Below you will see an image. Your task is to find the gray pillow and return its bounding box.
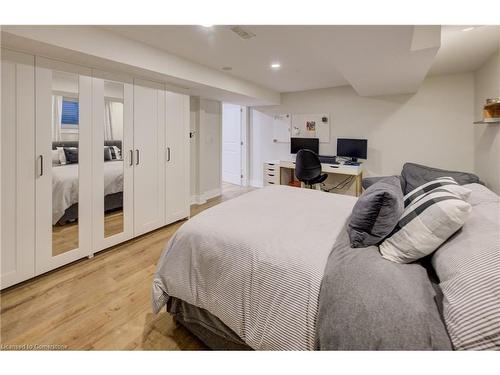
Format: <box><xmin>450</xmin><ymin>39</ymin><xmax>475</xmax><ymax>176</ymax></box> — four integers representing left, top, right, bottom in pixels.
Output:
<box><xmin>401</xmin><ymin>162</ymin><xmax>481</xmax><ymax>195</ymax></box>
<box><xmin>104</xmin><ymin>146</ymin><xmax>112</xmax><ymax>161</ymax></box>
<box><xmin>362</xmin><ymin>175</ymin><xmax>405</xmax><ymax>192</ymax></box>
<box><xmin>63</xmin><ymin>147</ymin><xmax>78</xmax><ymax>164</ymax></box>
<box><xmin>348</xmin><ymin>176</ymin><xmax>404</xmax><ymax>248</ymax></box>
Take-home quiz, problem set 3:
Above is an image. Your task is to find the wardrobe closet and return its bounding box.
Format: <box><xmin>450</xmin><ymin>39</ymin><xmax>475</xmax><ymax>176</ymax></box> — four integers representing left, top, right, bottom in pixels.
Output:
<box><xmin>1</xmin><ymin>49</ymin><xmax>190</xmax><ymax>289</ymax></box>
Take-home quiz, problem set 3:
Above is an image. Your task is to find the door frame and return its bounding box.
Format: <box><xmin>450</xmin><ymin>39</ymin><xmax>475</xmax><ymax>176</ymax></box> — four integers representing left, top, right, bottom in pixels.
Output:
<box><xmin>221</xmin><ymin>102</ymin><xmax>245</xmax><ymax>187</ymax></box>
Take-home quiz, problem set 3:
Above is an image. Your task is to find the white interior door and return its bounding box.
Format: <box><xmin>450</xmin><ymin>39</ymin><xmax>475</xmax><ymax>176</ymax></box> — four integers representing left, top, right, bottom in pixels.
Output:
<box><xmin>222</xmin><ymin>103</ymin><xmax>242</xmax><ymax>185</ymax></box>
<box><xmin>1</xmin><ymin>49</ymin><xmax>36</xmax><ymax>289</ymax></box>
<box><xmin>35</xmin><ymin>57</ymin><xmax>93</xmax><ymax>275</ymax></box>
<box><xmin>92</xmin><ymin>73</ymin><xmax>134</xmax><ymax>252</ymax></box>
<box><xmin>133</xmin><ymin>79</ymin><xmax>166</xmax><ymax>236</ymax></box>
<box><xmin>165</xmin><ymin>91</ymin><xmax>190</xmax><ymax>224</ymax></box>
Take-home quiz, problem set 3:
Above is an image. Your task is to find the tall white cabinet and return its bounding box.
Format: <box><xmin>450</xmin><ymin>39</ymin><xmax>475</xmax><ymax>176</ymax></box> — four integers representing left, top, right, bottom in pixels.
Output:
<box><xmin>165</xmin><ymin>91</ymin><xmax>191</xmax><ymax>223</ymax></box>
<box><xmin>133</xmin><ymin>80</ymin><xmax>167</xmax><ymax>236</ymax></box>
<box><xmin>1</xmin><ymin>50</ymin><xmax>191</xmax><ymax>289</ymax></box>
<box><xmin>1</xmin><ymin>49</ymin><xmax>36</xmax><ymax>287</ymax></box>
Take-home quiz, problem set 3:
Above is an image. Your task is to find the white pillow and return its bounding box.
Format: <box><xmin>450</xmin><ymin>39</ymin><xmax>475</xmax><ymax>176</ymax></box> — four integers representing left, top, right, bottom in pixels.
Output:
<box><xmin>56</xmin><ymin>147</ymin><xmax>67</xmax><ymax>165</ymax></box>
<box><xmin>112</xmin><ymin>146</ymin><xmax>122</xmax><ymax>160</ymax></box>
<box><xmin>403</xmin><ymin>176</ymin><xmax>471</xmax><ymax>207</ymax></box>
<box><xmin>379</xmin><ymin>189</ymin><xmax>472</xmax><ymax>264</ymax></box>
<box><xmin>52</xmin><ymin>149</ymin><xmax>60</xmax><ymax>166</ymax></box>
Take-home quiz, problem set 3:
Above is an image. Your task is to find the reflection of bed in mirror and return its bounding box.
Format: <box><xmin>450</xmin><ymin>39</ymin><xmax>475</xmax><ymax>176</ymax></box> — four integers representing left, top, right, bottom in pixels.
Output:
<box><xmin>52</xmin><ymin>140</ymin><xmax>124</xmax><ymax>226</ymax></box>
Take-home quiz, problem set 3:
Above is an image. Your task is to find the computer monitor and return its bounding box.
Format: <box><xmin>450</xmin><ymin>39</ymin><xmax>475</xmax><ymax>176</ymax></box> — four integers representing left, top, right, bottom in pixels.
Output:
<box><xmin>290</xmin><ymin>137</ymin><xmax>319</xmax><ymax>154</ymax></box>
<box><xmin>336</xmin><ymin>138</ymin><xmax>367</xmax><ymax>161</ymax></box>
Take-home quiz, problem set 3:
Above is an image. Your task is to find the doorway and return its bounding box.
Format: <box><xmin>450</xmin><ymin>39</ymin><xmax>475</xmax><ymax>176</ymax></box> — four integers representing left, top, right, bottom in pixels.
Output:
<box><xmin>222</xmin><ymin>102</ymin><xmax>245</xmax><ymax>186</ymax></box>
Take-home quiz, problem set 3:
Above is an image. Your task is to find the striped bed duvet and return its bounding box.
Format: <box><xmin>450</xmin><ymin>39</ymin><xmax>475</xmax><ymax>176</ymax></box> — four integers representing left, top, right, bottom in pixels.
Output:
<box><xmin>152</xmin><ymin>185</ymin><xmax>357</xmax><ymax>350</ymax></box>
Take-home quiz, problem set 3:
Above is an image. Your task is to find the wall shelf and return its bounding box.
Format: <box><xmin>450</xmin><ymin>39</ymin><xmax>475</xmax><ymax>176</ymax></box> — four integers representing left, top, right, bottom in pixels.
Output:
<box><xmin>474</xmin><ymin>120</ymin><xmax>500</xmax><ymax>124</ymax></box>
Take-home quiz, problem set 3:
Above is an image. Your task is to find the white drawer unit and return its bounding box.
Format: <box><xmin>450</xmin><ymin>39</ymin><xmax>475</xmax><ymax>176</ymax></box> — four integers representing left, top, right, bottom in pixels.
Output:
<box><xmin>263</xmin><ymin>161</ymin><xmax>280</xmax><ymax>186</ymax></box>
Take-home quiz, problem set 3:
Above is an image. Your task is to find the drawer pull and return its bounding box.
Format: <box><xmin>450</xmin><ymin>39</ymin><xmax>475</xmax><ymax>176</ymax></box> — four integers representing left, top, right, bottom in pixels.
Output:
<box><xmin>267</xmin><ymin>168</ymin><xmax>275</xmax><ymax>171</ymax></box>
<box><xmin>268</xmin><ymin>182</ymin><xmax>274</xmax><ymax>185</ymax></box>
<box><xmin>268</xmin><ymin>163</ymin><xmax>275</xmax><ymax>166</ymax></box>
<box><xmin>268</xmin><ymin>174</ymin><xmax>275</xmax><ymax>177</ymax></box>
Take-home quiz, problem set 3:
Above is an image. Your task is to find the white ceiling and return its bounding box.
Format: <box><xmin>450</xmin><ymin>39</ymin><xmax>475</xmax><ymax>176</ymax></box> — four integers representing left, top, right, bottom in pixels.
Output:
<box><xmin>429</xmin><ymin>25</ymin><xmax>500</xmax><ymax>75</ymax></box>
<box><xmin>104</xmin><ymin>25</ymin><xmax>350</xmax><ymax>93</ymax></box>
<box><xmin>104</xmin><ymin>25</ymin><xmax>499</xmax><ymax>96</ymax></box>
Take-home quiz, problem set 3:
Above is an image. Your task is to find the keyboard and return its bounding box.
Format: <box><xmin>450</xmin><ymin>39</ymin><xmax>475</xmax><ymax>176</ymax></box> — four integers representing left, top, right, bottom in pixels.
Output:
<box><xmin>318</xmin><ymin>155</ymin><xmax>338</xmax><ymax>164</ymax></box>
<box><xmin>344</xmin><ymin>160</ymin><xmax>361</xmax><ymax>166</ymax></box>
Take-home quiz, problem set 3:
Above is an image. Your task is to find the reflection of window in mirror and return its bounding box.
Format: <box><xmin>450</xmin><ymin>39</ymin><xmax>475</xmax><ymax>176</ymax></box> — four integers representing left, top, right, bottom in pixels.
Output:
<box><xmin>52</xmin><ymin>71</ymin><xmax>80</xmax><ymax>143</ymax></box>
<box><xmin>61</xmin><ymin>98</ymin><xmax>79</xmax><ymax>129</ymax></box>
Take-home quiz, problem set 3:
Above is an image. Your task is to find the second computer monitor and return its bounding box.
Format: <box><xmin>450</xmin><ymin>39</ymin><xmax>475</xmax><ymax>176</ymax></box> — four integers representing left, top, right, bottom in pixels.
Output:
<box><xmin>337</xmin><ymin>138</ymin><xmax>367</xmax><ymax>161</ymax></box>
<box><xmin>290</xmin><ymin>137</ymin><xmax>319</xmax><ymax>154</ymax></box>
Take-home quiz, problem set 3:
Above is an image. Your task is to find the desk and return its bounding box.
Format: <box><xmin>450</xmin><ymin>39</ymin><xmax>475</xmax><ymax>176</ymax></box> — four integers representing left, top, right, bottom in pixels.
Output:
<box><xmin>263</xmin><ymin>160</ymin><xmax>363</xmax><ymax>197</ymax></box>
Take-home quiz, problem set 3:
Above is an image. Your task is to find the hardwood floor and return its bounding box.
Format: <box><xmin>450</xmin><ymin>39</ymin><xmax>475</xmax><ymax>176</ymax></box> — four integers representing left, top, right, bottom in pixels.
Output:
<box><xmin>104</xmin><ymin>210</ymin><xmax>124</xmax><ymax>238</ymax></box>
<box><xmin>0</xmin><ymin>183</ymin><xmax>255</xmax><ymax>350</ymax></box>
<box><xmin>52</xmin><ymin>221</ymin><xmax>79</xmax><ymax>256</ymax></box>
<box><xmin>52</xmin><ymin>210</ymin><xmax>124</xmax><ymax>256</ymax></box>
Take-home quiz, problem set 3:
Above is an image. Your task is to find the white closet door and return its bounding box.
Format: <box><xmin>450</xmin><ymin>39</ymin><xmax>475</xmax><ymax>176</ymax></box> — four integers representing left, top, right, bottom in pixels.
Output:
<box><xmin>35</xmin><ymin>58</ymin><xmax>93</xmax><ymax>275</ymax></box>
<box><xmin>165</xmin><ymin>91</ymin><xmax>190</xmax><ymax>224</ymax></box>
<box><xmin>133</xmin><ymin>79</ymin><xmax>166</xmax><ymax>236</ymax></box>
<box><xmin>92</xmin><ymin>73</ymin><xmax>134</xmax><ymax>252</ymax></box>
<box><xmin>1</xmin><ymin>49</ymin><xmax>36</xmax><ymax>289</ymax></box>
<box><xmin>222</xmin><ymin>103</ymin><xmax>242</xmax><ymax>185</ymax></box>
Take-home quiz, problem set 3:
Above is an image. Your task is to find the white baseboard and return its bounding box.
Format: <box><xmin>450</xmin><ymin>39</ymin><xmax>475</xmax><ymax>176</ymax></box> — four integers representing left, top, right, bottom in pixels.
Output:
<box><xmin>202</xmin><ymin>188</ymin><xmax>222</xmax><ymax>201</ymax></box>
<box><xmin>250</xmin><ymin>179</ymin><xmax>264</xmax><ymax>188</ymax></box>
<box><xmin>190</xmin><ymin>188</ymin><xmax>222</xmax><ymax>206</ymax></box>
<box><xmin>190</xmin><ymin>195</ymin><xmax>205</xmax><ymax>205</ymax></box>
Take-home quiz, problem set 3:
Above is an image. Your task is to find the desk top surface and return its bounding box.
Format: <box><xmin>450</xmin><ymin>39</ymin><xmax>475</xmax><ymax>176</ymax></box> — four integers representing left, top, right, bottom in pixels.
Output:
<box><xmin>270</xmin><ymin>159</ymin><xmax>363</xmax><ymax>175</ymax></box>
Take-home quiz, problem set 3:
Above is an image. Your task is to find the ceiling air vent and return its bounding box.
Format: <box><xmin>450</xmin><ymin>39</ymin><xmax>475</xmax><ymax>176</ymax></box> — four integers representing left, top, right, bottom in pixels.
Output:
<box><xmin>230</xmin><ymin>26</ymin><xmax>256</xmax><ymax>40</ymax></box>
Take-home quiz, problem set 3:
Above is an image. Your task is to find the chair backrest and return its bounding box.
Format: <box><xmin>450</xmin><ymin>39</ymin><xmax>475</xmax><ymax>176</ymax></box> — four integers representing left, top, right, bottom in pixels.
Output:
<box><xmin>295</xmin><ymin>149</ymin><xmax>322</xmax><ymax>182</ymax></box>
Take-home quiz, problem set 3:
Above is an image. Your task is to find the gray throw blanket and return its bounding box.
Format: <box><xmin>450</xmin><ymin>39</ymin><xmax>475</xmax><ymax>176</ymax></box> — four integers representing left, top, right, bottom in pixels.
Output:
<box><xmin>316</xmin><ymin>226</ymin><xmax>452</xmax><ymax>350</ymax></box>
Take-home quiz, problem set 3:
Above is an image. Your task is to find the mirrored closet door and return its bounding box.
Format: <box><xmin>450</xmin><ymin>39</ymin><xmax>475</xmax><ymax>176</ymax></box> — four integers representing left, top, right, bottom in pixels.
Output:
<box><xmin>92</xmin><ymin>72</ymin><xmax>134</xmax><ymax>251</ymax></box>
<box><xmin>35</xmin><ymin>57</ymin><xmax>92</xmax><ymax>274</ymax></box>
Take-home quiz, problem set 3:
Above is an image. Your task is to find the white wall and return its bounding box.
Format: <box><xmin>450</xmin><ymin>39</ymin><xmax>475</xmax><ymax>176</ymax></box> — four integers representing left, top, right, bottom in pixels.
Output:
<box><xmin>250</xmin><ymin>73</ymin><xmax>475</xmax><ymax>193</ymax></box>
<box><xmin>190</xmin><ymin>97</ymin><xmax>222</xmax><ymax>203</ymax></box>
<box><xmin>474</xmin><ymin>51</ymin><xmax>500</xmax><ymax>194</ymax></box>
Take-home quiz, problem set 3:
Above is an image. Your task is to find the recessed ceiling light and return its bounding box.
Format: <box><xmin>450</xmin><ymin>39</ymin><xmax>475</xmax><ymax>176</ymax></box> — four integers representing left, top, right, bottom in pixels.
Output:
<box><xmin>461</xmin><ymin>27</ymin><xmax>475</xmax><ymax>32</ymax></box>
<box><xmin>200</xmin><ymin>24</ymin><xmax>214</xmax><ymax>28</ymax></box>
<box><xmin>271</xmin><ymin>63</ymin><xmax>281</xmax><ymax>69</ymax></box>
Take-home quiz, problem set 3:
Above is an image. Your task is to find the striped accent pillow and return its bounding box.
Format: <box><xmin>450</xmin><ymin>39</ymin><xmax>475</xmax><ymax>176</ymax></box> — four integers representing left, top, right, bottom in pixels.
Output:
<box><xmin>403</xmin><ymin>176</ymin><xmax>471</xmax><ymax>207</ymax></box>
<box><xmin>379</xmin><ymin>188</ymin><xmax>472</xmax><ymax>264</ymax></box>
<box><xmin>432</xmin><ymin>183</ymin><xmax>500</xmax><ymax>350</ymax></box>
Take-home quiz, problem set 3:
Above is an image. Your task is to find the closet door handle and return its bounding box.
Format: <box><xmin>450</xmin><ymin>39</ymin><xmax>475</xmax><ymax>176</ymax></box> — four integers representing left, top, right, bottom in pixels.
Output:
<box><xmin>167</xmin><ymin>147</ymin><xmax>171</xmax><ymax>162</ymax></box>
<box><xmin>129</xmin><ymin>150</ymin><xmax>134</xmax><ymax>166</ymax></box>
<box><xmin>136</xmin><ymin>149</ymin><xmax>140</xmax><ymax>165</ymax></box>
<box><xmin>39</xmin><ymin>155</ymin><xmax>44</xmax><ymax>176</ymax></box>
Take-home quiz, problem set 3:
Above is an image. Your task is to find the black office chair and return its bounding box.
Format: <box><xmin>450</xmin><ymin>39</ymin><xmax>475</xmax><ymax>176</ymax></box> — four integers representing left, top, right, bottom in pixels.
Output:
<box><xmin>295</xmin><ymin>149</ymin><xmax>328</xmax><ymax>190</ymax></box>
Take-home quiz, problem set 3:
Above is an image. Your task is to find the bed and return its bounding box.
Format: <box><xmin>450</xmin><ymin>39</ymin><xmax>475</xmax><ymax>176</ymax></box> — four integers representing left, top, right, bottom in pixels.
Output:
<box><xmin>52</xmin><ymin>141</ymin><xmax>124</xmax><ymax>225</ymax></box>
<box><xmin>152</xmin><ymin>173</ymin><xmax>500</xmax><ymax>350</ymax></box>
